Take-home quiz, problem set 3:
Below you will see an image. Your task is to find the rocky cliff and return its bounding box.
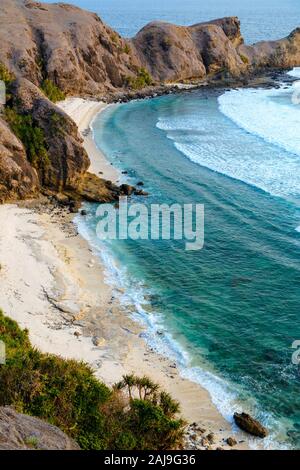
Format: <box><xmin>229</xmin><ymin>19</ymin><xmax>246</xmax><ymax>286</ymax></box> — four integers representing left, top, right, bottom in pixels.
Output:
<box><xmin>0</xmin><ymin>406</ymin><xmax>80</xmax><ymax>450</ymax></box>
<box><xmin>0</xmin><ymin>117</ymin><xmax>39</xmax><ymax>203</ymax></box>
<box><xmin>0</xmin><ymin>0</ymin><xmax>300</xmax><ymax>203</ymax></box>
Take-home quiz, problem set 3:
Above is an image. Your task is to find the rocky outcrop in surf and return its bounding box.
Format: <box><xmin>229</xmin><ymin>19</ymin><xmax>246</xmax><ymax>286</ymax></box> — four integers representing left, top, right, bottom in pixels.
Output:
<box><xmin>0</xmin><ymin>0</ymin><xmax>300</xmax><ymax>203</ymax></box>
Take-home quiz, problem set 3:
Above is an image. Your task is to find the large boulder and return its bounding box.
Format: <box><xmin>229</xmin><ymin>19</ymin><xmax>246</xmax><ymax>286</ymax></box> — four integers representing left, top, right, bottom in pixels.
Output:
<box><xmin>0</xmin><ymin>406</ymin><xmax>80</xmax><ymax>450</ymax></box>
<box><xmin>234</xmin><ymin>412</ymin><xmax>268</xmax><ymax>438</ymax></box>
<box><xmin>131</xmin><ymin>17</ymin><xmax>246</xmax><ymax>82</ymax></box>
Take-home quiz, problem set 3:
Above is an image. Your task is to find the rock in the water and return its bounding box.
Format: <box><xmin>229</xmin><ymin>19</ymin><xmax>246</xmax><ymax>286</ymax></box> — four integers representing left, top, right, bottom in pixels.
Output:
<box><xmin>134</xmin><ymin>189</ymin><xmax>149</xmax><ymax>196</ymax></box>
<box><xmin>0</xmin><ymin>406</ymin><xmax>80</xmax><ymax>450</ymax></box>
<box><xmin>226</xmin><ymin>436</ymin><xmax>237</xmax><ymax>447</ymax></box>
<box><xmin>234</xmin><ymin>412</ymin><xmax>268</xmax><ymax>438</ymax></box>
<box><xmin>120</xmin><ymin>184</ymin><xmax>135</xmax><ymax>196</ymax></box>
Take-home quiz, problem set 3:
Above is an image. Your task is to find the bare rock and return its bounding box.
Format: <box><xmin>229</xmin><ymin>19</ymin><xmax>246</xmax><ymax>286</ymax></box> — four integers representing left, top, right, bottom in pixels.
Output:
<box><xmin>234</xmin><ymin>412</ymin><xmax>268</xmax><ymax>438</ymax></box>
<box><xmin>10</xmin><ymin>78</ymin><xmax>90</xmax><ymax>192</ymax></box>
<box><xmin>226</xmin><ymin>436</ymin><xmax>237</xmax><ymax>447</ymax></box>
<box><xmin>76</xmin><ymin>172</ymin><xmax>121</xmax><ymax>203</ymax></box>
<box><xmin>92</xmin><ymin>336</ymin><xmax>106</xmax><ymax>347</ymax></box>
<box><xmin>206</xmin><ymin>432</ymin><xmax>215</xmax><ymax>444</ymax></box>
<box><xmin>0</xmin><ymin>0</ymin><xmax>141</xmax><ymax>96</ymax></box>
<box><xmin>132</xmin><ymin>17</ymin><xmax>246</xmax><ymax>82</ymax></box>
<box><xmin>120</xmin><ymin>183</ymin><xmax>135</xmax><ymax>196</ymax></box>
<box><xmin>0</xmin><ymin>406</ymin><xmax>80</xmax><ymax>450</ymax></box>
<box><xmin>0</xmin><ymin>118</ymin><xmax>39</xmax><ymax>202</ymax></box>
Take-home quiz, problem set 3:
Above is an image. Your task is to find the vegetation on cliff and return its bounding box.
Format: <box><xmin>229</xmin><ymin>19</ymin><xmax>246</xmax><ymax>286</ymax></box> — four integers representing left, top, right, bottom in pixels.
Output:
<box><xmin>125</xmin><ymin>68</ymin><xmax>153</xmax><ymax>90</ymax></box>
<box><xmin>4</xmin><ymin>108</ymin><xmax>49</xmax><ymax>173</ymax></box>
<box><xmin>0</xmin><ymin>311</ymin><xmax>185</xmax><ymax>450</ymax></box>
<box><xmin>41</xmin><ymin>79</ymin><xmax>65</xmax><ymax>103</ymax></box>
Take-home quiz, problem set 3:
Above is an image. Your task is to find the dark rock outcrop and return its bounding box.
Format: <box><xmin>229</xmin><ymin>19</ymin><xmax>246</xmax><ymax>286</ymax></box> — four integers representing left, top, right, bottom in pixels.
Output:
<box><xmin>0</xmin><ymin>406</ymin><xmax>80</xmax><ymax>450</ymax></box>
<box><xmin>234</xmin><ymin>412</ymin><xmax>268</xmax><ymax>438</ymax></box>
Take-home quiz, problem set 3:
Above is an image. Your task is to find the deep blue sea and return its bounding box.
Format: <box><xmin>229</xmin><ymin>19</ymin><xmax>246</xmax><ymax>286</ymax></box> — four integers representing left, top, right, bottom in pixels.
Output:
<box><xmin>48</xmin><ymin>0</ymin><xmax>300</xmax><ymax>44</ymax></box>
<box><xmin>56</xmin><ymin>0</ymin><xmax>300</xmax><ymax>449</ymax></box>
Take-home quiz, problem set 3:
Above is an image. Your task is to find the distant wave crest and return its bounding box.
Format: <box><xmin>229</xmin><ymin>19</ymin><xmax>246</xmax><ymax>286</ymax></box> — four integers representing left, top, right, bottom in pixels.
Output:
<box><xmin>157</xmin><ymin>75</ymin><xmax>300</xmax><ymax>201</ymax></box>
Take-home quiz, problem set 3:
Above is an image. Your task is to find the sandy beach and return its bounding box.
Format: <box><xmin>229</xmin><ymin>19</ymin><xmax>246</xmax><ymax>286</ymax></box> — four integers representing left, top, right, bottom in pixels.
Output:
<box><xmin>57</xmin><ymin>98</ymin><xmax>119</xmax><ymax>183</ymax></box>
<box><xmin>0</xmin><ymin>98</ymin><xmax>251</xmax><ymax>450</ymax></box>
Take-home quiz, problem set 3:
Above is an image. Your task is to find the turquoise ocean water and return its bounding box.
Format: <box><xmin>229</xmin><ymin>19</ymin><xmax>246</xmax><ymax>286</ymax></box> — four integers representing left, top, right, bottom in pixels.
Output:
<box><xmin>75</xmin><ymin>72</ymin><xmax>300</xmax><ymax>449</ymax></box>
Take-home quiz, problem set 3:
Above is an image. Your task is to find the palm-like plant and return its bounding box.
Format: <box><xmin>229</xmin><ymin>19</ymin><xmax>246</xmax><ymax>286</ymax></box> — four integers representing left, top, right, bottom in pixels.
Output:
<box><xmin>121</xmin><ymin>374</ymin><xmax>137</xmax><ymax>400</ymax></box>
<box><xmin>139</xmin><ymin>376</ymin><xmax>159</xmax><ymax>400</ymax></box>
<box><xmin>159</xmin><ymin>391</ymin><xmax>180</xmax><ymax>417</ymax></box>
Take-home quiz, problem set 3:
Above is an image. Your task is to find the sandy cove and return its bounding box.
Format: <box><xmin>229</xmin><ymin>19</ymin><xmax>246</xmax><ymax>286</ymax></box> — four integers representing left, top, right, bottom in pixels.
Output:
<box><xmin>0</xmin><ymin>98</ymin><xmax>251</xmax><ymax>450</ymax></box>
<box><xmin>58</xmin><ymin>97</ymin><xmax>119</xmax><ymax>183</ymax></box>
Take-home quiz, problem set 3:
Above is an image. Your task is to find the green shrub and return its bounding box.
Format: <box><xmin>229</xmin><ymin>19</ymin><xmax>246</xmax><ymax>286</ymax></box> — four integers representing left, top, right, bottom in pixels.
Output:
<box><xmin>125</xmin><ymin>68</ymin><xmax>153</xmax><ymax>90</ymax></box>
<box><xmin>0</xmin><ymin>311</ymin><xmax>185</xmax><ymax>450</ymax></box>
<box><xmin>123</xmin><ymin>44</ymin><xmax>131</xmax><ymax>55</ymax></box>
<box><xmin>240</xmin><ymin>54</ymin><xmax>249</xmax><ymax>64</ymax></box>
<box><xmin>41</xmin><ymin>79</ymin><xmax>65</xmax><ymax>103</ymax></box>
<box><xmin>0</xmin><ymin>63</ymin><xmax>14</xmax><ymax>85</ymax></box>
<box><xmin>4</xmin><ymin>108</ymin><xmax>49</xmax><ymax>171</ymax></box>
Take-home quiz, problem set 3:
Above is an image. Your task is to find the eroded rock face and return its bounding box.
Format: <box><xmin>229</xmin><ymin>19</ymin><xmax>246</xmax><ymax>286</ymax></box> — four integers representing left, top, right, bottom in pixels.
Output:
<box><xmin>1</xmin><ymin>2</ymin><xmax>299</xmax><ymax>96</ymax></box>
<box><xmin>10</xmin><ymin>78</ymin><xmax>90</xmax><ymax>191</ymax></box>
<box><xmin>132</xmin><ymin>17</ymin><xmax>246</xmax><ymax>82</ymax></box>
<box><xmin>239</xmin><ymin>28</ymin><xmax>300</xmax><ymax>71</ymax></box>
<box><xmin>234</xmin><ymin>412</ymin><xmax>268</xmax><ymax>438</ymax></box>
<box><xmin>0</xmin><ymin>116</ymin><xmax>39</xmax><ymax>202</ymax></box>
<box><xmin>0</xmin><ymin>406</ymin><xmax>80</xmax><ymax>450</ymax></box>
<box><xmin>0</xmin><ymin>1</ymin><xmax>300</xmax><ymax>204</ymax></box>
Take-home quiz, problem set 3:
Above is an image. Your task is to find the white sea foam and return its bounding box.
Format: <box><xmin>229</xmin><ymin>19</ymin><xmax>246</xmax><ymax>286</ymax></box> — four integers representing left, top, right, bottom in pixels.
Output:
<box><xmin>157</xmin><ymin>82</ymin><xmax>300</xmax><ymax>201</ymax></box>
<box><xmin>287</xmin><ymin>67</ymin><xmax>300</xmax><ymax>79</ymax></box>
<box><xmin>74</xmin><ymin>209</ymin><xmax>289</xmax><ymax>449</ymax></box>
<box><xmin>218</xmin><ymin>86</ymin><xmax>300</xmax><ymax>156</ymax></box>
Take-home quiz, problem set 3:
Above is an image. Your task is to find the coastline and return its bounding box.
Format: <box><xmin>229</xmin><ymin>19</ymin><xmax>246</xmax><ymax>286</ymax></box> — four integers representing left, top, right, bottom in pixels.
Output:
<box><xmin>0</xmin><ymin>97</ymin><xmax>251</xmax><ymax>450</ymax></box>
<box><xmin>57</xmin><ymin>98</ymin><xmax>119</xmax><ymax>183</ymax></box>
